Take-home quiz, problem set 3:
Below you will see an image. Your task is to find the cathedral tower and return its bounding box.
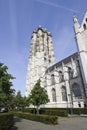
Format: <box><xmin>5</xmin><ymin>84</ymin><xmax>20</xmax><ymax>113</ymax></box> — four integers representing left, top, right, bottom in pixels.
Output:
<box><xmin>26</xmin><ymin>26</ymin><xmax>55</xmax><ymax>97</ymax></box>
<box><xmin>73</xmin><ymin>11</ymin><xmax>87</xmax><ymax>97</ymax></box>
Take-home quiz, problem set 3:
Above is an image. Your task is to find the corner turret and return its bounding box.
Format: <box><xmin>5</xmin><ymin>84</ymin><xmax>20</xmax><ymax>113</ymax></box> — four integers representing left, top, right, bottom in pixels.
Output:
<box><xmin>73</xmin><ymin>15</ymin><xmax>80</xmax><ymax>34</ymax></box>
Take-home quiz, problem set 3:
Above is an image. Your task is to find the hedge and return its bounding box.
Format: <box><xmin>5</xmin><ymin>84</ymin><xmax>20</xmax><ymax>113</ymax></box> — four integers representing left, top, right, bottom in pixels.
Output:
<box><xmin>66</xmin><ymin>108</ymin><xmax>87</xmax><ymax>115</ymax></box>
<box><xmin>42</xmin><ymin>109</ymin><xmax>68</xmax><ymax>117</ymax></box>
<box><xmin>24</xmin><ymin>108</ymin><xmax>68</xmax><ymax>117</ymax></box>
<box><xmin>23</xmin><ymin>108</ymin><xmax>36</xmax><ymax>114</ymax></box>
<box><xmin>24</xmin><ymin>108</ymin><xmax>87</xmax><ymax>116</ymax></box>
<box><xmin>0</xmin><ymin>113</ymin><xmax>14</xmax><ymax>130</ymax></box>
<box><xmin>80</xmin><ymin>108</ymin><xmax>87</xmax><ymax>114</ymax></box>
<box><xmin>40</xmin><ymin>108</ymin><xmax>87</xmax><ymax>115</ymax></box>
<box><xmin>14</xmin><ymin>112</ymin><xmax>58</xmax><ymax>124</ymax></box>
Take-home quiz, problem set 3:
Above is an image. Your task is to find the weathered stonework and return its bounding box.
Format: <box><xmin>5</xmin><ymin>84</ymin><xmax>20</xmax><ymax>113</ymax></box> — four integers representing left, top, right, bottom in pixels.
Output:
<box><xmin>73</xmin><ymin>11</ymin><xmax>87</xmax><ymax>97</ymax></box>
<box><xmin>44</xmin><ymin>53</ymin><xmax>85</xmax><ymax>108</ymax></box>
<box><xmin>26</xmin><ymin>26</ymin><xmax>55</xmax><ymax>97</ymax></box>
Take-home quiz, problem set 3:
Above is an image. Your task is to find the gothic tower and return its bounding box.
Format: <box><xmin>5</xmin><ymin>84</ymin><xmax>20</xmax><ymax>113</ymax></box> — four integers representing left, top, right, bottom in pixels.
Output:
<box><xmin>73</xmin><ymin>11</ymin><xmax>87</xmax><ymax>97</ymax></box>
<box><xmin>26</xmin><ymin>26</ymin><xmax>55</xmax><ymax>97</ymax></box>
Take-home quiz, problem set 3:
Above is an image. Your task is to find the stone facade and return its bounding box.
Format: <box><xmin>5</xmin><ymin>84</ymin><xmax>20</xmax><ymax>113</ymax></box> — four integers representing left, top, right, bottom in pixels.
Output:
<box><xmin>73</xmin><ymin>11</ymin><xmax>87</xmax><ymax>97</ymax></box>
<box><xmin>43</xmin><ymin>53</ymin><xmax>85</xmax><ymax>108</ymax></box>
<box><xmin>26</xmin><ymin>26</ymin><xmax>55</xmax><ymax>97</ymax></box>
<box><xmin>26</xmin><ymin>11</ymin><xmax>87</xmax><ymax>108</ymax></box>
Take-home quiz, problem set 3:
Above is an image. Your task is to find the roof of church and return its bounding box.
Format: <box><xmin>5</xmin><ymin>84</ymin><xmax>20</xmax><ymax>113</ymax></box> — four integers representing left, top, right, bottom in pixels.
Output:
<box><xmin>46</xmin><ymin>52</ymin><xmax>78</xmax><ymax>73</ymax></box>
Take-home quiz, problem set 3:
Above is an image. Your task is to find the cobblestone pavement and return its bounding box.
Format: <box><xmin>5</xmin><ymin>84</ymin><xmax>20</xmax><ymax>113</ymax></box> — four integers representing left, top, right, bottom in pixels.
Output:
<box><xmin>11</xmin><ymin>116</ymin><xmax>87</xmax><ymax>130</ymax></box>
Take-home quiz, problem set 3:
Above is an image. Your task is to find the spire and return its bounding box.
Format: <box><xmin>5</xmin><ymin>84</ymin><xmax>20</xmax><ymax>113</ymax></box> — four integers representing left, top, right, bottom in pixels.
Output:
<box><xmin>73</xmin><ymin>15</ymin><xmax>80</xmax><ymax>26</ymax></box>
<box><xmin>73</xmin><ymin>15</ymin><xmax>78</xmax><ymax>23</ymax></box>
<box><xmin>73</xmin><ymin>15</ymin><xmax>80</xmax><ymax>34</ymax></box>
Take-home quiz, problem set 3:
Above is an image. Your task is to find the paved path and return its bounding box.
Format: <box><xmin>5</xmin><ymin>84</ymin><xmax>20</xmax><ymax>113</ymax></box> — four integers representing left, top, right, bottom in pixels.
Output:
<box><xmin>11</xmin><ymin>116</ymin><xmax>87</xmax><ymax>130</ymax></box>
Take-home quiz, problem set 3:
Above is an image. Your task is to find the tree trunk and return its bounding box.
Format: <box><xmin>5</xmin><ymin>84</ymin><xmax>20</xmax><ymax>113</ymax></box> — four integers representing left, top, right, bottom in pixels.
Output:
<box><xmin>36</xmin><ymin>106</ymin><xmax>39</xmax><ymax>114</ymax></box>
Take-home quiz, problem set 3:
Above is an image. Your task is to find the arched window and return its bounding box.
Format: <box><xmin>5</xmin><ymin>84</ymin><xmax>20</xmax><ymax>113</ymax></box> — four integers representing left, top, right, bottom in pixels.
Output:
<box><xmin>52</xmin><ymin>88</ymin><xmax>56</xmax><ymax>102</ymax></box>
<box><xmin>68</xmin><ymin>67</ymin><xmax>73</xmax><ymax>79</ymax></box>
<box><xmin>44</xmin><ymin>77</ymin><xmax>47</xmax><ymax>87</ymax></box>
<box><xmin>61</xmin><ymin>86</ymin><xmax>67</xmax><ymax>101</ymax></box>
<box><xmin>85</xmin><ymin>18</ymin><xmax>87</xmax><ymax>22</ymax></box>
<box><xmin>72</xmin><ymin>83</ymin><xmax>81</xmax><ymax>98</ymax></box>
<box><xmin>49</xmin><ymin>59</ymin><xmax>51</xmax><ymax>63</ymax></box>
<box><xmin>83</xmin><ymin>23</ymin><xmax>86</xmax><ymax>30</ymax></box>
<box><xmin>51</xmin><ymin>74</ymin><xmax>55</xmax><ymax>85</ymax></box>
<box><xmin>44</xmin><ymin>57</ymin><xmax>46</xmax><ymax>61</ymax></box>
<box><xmin>59</xmin><ymin>71</ymin><xmax>64</xmax><ymax>82</ymax></box>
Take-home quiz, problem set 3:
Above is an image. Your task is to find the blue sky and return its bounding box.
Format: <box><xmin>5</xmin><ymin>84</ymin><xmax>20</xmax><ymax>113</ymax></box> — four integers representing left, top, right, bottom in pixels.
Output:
<box><xmin>0</xmin><ymin>0</ymin><xmax>87</xmax><ymax>96</ymax></box>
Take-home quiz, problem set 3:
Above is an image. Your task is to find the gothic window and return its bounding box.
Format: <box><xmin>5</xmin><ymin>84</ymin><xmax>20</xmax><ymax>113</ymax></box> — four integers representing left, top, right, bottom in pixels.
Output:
<box><xmin>35</xmin><ymin>42</ymin><xmax>39</xmax><ymax>52</ymax></box>
<box><xmin>51</xmin><ymin>74</ymin><xmax>55</xmax><ymax>85</ymax></box>
<box><xmin>44</xmin><ymin>77</ymin><xmax>47</xmax><ymax>87</ymax></box>
<box><xmin>59</xmin><ymin>71</ymin><xmax>64</xmax><ymax>82</ymax></box>
<box><xmin>86</xmin><ymin>18</ymin><xmax>87</xmax><ymax>22</ymax></box>
<box><xmin>45</xmin><ymin>90</ymin><xmax>47</xmax><ymax>93</ymax></box>
<box><xmin>68</xmin><ymin>67</ymin><xmax>73</xmax><ymax>79</ymax></box>
<box><xmin>44</xmin><ymin>57</ymin><xmax>46</xmax><ymax>61</ymax></box>
<box><xmin>83</xmin><ymin>23</ymin><xmax>86</xmax><ymax>30</ymax></box>
<box><xmin>72</xmin><ymin>83</ymin><xmax>82</xmax><ymax>98</ymax></box>
<box><xmin>52</xmin><ymin>88</ymin><xmax>56</xmax><ymax>102</ymax></box>
<box><xmin>49</xmin><ymin>59</ymin><xmax>51</xmax><ymax>63</ymax></box>
<box><xmin>61</xmin><ymin>86</ymin><xmax>67</xmax><ymax>101</ymax></box>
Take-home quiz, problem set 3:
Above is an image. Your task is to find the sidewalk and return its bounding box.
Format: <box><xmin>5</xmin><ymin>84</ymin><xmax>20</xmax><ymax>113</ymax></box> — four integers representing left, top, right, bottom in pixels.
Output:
<box><xmin>80</xmin><ymin>114</ymin><xmax>87</xmax><ymax>117</ymax></box>
<box><xmin>11</xmin><ymin>116</ymin><xmax>87</xmax><ymax>130</ymax></box>
<box><xmin>68</xmin><ymin>114</ymin><xmax>87</xmax><ymax>117</ymax></box>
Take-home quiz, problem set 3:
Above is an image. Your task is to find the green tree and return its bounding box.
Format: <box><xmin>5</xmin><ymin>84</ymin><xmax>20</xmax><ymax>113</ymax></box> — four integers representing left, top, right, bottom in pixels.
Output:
<box><xmin>0</xmin><ymin>62</ymin><xmax>15</xmax><ymax>109</ymax></box>
<box><xmin>15</xmin><ymin>91</ymin><xmax>23</xmax><ymax>110</ymax></box>
<box><xmin>29</xmin><ymin>80</ymin><xmax>49</xmax><ymax>114</ymax></box>
<box><xmin>15</xmin><ymin>91</ymin><xmax>29</xmax><ymax>111</ymax></box>
<box><xmin>22</xmin><ymin>96</ymin><xmax>29</xmax><ymax>108</ymax></box>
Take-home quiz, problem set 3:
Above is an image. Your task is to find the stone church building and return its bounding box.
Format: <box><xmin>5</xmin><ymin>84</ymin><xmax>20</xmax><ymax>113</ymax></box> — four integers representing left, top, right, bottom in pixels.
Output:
<box><xmin>26</xmin><ymin>11</ymin><xmax>87</xmax><ymax>108</ymax></box>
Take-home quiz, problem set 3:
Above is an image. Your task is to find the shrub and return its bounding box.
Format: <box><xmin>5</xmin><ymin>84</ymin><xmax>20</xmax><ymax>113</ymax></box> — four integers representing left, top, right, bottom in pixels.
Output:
<box><xmin>14</xmin><ymin>112</ymin><xmax>58</xmax><ymax>124</ymax></box>
<box><xmin>41</xmin><ymin>109</ymin><xmax>68</xmax><ymax>117</ymax></box>
<box><xmin>24</xmin><ymin>108</ymin><xmax>68</xmax><ymax>117</ymax></box>
<box><xmin>23</xmin><ymin>108</ymin><xmax>36</xmax><ymax>114</ymax></box>
<box><xmin>67</xmin><ymin>108</ymin><xmax>87</xmax><ymax>115</ymax></box>
<box><xmin>23</xmin><ymin>108</ymin><xmax>87</xmax><ymax>116</ymax></box>
<box><xmin>0</xmin><ymin>113</ymin><xmax>14</xmax><ymax>130</ymax></box>
<box><xmin>71</xmin><ymin>108</ymin><xmax>80</xmax><ymax>115</ymax></box>
<box><xmin>80</xmin><ymin>108</ymin><xmax>87</xmax><ymax>114</ymax></box>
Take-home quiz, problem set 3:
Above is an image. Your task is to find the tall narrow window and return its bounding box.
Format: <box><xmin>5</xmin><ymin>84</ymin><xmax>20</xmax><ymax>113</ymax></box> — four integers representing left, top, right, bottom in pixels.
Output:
<box><xmin>61</xmin><ymin>86</ymin><xmax>67</xmax><ymax>101</ymax></box>
<box><xmin>72</xmin><ymin>83</ymin><xmax>81</xmax><ymax>98</ymax></box>
<box><xmin>86</xmin><ymin>18</ymin><xmax>87</xmax><ymax>22</ymax></box>
<box><xmin>51</xmin><ymin>74</ymin><xmax>55</xmax><ymax>85</ymax></box>
<box><xmin>52</xmin><ymin>88</ymin><xmax>56</xmax><ymax>102</ymax></box>
<box><xmin>44</xmin><ymin>57</ymin><xmax>46</xmax><ymax>61</ymax></box>
<box><xmin>83</xmin><ymin>23</ymin><xmax>86</xmax><ymax>30</ymax></box>
<box><xmin>68</xmin><ymin>67</ymin><xmax>73</xmax><ymax>79</ymax></box>
<box><xmin>44</xmin><ymin>77</ymin><xmax>47</xmax><ymax>87</ymax></box>
<box><xmin>49</xmin><ymin>59</ymin><xmax>51</xmax><ymax>63</ymax></box>
<box><xmin>59</xmin><ymin>71</ymin><xmax>64</xmax><ymax>82</ymax></box>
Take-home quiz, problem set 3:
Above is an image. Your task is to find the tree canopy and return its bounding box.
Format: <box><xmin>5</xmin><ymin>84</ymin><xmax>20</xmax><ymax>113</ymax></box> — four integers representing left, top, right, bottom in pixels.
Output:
<box><xmin>29</xmin><ymin>80</ymin><xmax>49</xmax><ymax>114</ymax></box>
<box><xmin>15</xmin><ymin>91</ymin><xmax>29</xmax><ymax>111</ymax></box>
<box><xmin>0</xmin><ymin>62</ymin><xmax>15</xmax><ymax>109</ymax></box>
